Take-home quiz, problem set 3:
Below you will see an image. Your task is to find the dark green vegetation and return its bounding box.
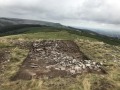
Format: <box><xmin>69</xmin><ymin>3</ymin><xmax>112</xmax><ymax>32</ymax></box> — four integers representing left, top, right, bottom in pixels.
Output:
<box><xmin>0</xmin><ymin>25</ymin><xmax>120</xmax><ymax>45</ymax></box>
<box><xmin>0</xmin><ymin>25</ymin><xmax>120</xmax><ymax>90</ymax></box>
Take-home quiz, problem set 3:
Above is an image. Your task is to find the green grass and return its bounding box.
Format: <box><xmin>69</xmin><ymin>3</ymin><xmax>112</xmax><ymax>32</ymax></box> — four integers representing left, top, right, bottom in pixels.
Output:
<box><xmin>0</xmin><ymin>26</ymin><xmax>120</xmax><ymax>90</ymax></box>
<box><xmin>0</xmin><ymin>47</ymin><xmax>29</xmax><ymax>90</ymax></box>
<box><xmin>1</xmin><ymin>26</ymin><xmax>120</xmax><ymax>45</ymax></box>
<box><xmin>1</xmin><ymin>27</ymin><xmax>102</xmax><ymax>42</ymax></box>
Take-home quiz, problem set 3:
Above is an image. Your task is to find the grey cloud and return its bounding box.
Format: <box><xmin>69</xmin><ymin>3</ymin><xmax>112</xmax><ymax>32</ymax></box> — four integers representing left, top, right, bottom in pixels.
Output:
<box><xmin>76</xmin><ymin>0</ymin><xmax>120</xmax><ymax>24</ymax></box>
<box><xmin>0</xmin><ymin>0</ymin><xmax>120</xmax><ymax>29</ymax></box>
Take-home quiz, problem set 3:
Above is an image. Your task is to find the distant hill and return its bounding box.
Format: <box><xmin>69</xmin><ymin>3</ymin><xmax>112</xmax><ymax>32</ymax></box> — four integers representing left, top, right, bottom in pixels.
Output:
<box><xmin>76</xmin><ymin>26</ymin><xmax>120</xmax><ymax>39</ymax></box>
<box><xmin>0</xmin><ymin>18</ymin><xmax>120</xmax><ymax>90</ymax></box>
<box><xmin>0</xmin><ymin>17</ymin><xmax>120</xmax><ymax>46</ymax></box>
<box><xmin>0</xmin><ymin>17</ymin><xmax>64</xmax><ymax>28</ymax></box>
<box><xmin>93</xmin><ymin>29</ymin><xmax>120</xmax><ymax>39</ymax></box>
<box><xmin>1</xmin><ymin>17</ymin><xmax>120</xmax><ymax>39</ymax></box>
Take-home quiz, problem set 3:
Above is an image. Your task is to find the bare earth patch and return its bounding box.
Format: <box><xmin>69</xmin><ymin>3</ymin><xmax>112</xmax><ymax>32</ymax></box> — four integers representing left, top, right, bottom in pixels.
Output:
<box><xmin>0</xmin><ymin>48</ymin><xmax>11</xmax><ymax>84</ymax></box>
<box><xmin>12</xmin><ymin>40</ymin><xmax>106</xmax><ymax>80</ymax></box>
<box><xmin>0</xmin><ymin>49</ymin><xmax>10</xmax><ymax>71</ymax></box>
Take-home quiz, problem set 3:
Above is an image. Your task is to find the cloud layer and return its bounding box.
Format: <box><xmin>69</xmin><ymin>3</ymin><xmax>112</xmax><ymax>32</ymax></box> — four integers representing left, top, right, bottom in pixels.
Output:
<box><xmin>0</xmin><ymin>0</ymin><xmax>120</xmax><ymax>30</ymax></box>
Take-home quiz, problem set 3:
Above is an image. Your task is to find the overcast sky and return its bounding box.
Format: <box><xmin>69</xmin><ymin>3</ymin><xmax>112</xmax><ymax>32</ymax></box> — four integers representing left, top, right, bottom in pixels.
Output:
<box><xmin>0</xmin><ymin>0</ymin><xmax>120</xmax><ymax>31</ymax></box>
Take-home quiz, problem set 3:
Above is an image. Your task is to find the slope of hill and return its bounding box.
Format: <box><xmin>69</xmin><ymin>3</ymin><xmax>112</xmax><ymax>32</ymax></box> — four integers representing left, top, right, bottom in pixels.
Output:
<box><xmin>77</xmin><ymin>26</ymin><xmax>120</xmax><ymax>39</ymax></box>
<box><xmin>94</xmin><ymin>29</ymin><xmax>120</xmax><ymax>39</ymax></box>
<box><xmin>0</xmin><ymin>17</ymin><xmax>64</xmax><ymax>28</ymax></box>
<box><xmin>0</xmin><ymin>17</ymin><xmax>120</xmax><ymax>45</ymax></box>
<box><xmin>0</xmin><ymin>20</ymin><xmax>120</xmax><ymax>90</ymax></box>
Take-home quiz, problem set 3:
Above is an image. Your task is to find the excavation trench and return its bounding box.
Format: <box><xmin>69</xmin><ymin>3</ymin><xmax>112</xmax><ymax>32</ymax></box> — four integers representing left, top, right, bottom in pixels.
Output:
<box><xmin>12</xmin><ymin>40</ymin><xmax>106</xmax><ymax>80</ymax></box>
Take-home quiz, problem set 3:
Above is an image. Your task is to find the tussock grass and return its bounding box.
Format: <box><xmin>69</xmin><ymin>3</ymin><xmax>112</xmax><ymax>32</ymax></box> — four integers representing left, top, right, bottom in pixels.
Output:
<box><xmin>0</xmin><ymin>47</ymin><xmax>29</xmax><ymax>90</ymax></box>
<box><xmin>0</xmin><ymin>27</ymin><xmax>120</xmax><ymax>90</ymax></box>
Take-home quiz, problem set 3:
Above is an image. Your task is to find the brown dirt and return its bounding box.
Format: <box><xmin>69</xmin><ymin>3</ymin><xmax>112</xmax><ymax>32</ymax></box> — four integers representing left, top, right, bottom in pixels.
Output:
<box><xmin>0</xmin><ymin>48</ymin><xmax>10</xmax><ymax>74</ymax></box>
<box><xmin>92</xmin><ymin>79</ymin><xmax>115</xmax><ymax>90</ymax></box>
<box><xmin>0</xmin><ymin>49</ymin><xmax>10</xmax><ymax>63</ymax></box>
<box><xmin>11</xmin><ymin>40</ymin><xmax>105</xmax><ymax>80</ymax></box>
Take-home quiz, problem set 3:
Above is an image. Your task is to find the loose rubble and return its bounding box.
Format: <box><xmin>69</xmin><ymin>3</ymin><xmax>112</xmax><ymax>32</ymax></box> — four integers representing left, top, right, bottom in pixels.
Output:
<box><xmin>12</xmin><ymin>40</ymin><xmax>106</xmax><ymax>80</ymax></box>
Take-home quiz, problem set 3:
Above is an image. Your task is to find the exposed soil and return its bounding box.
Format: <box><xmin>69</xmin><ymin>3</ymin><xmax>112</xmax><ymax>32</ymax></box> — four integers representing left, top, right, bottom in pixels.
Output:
<box><xmin>11</xmin><ymin>40</ymin><xmax>32</xmax><ymax>49</ymax></box>
<box><xmin>12</xmin><ymin>40</ymin><xmax>106</xmax><ymax>80</ymax></box>
<box><xmin>0</xmin><ymin>48</ymin><xmax>10</xmax><ymax>63</ymax></box>
<box><xmin>92</xmin><ymin>79</ymin><xmax>115</xmax><ymax>90</ymax></box>
<box><xmin>0</xmin><ymin>48</ymin><xmax>10</xmax><ymax>73</ymax></box>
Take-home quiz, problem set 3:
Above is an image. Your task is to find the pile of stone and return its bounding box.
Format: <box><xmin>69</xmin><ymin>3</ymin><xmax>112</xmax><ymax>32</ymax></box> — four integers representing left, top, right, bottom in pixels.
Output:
<box><xmin>32</xmin><ymin>40</ymin><xmax>106</xmax><ymax>75</ymax></box>
<box><xmin>13</xmin><ymin>40</ymin><xmax>106</xmax><ymax>80</ymax></box>
<box><xmin>45</xmin><ymin>53</ymin><xmax>104</xmax><ymax>75</ymax></box>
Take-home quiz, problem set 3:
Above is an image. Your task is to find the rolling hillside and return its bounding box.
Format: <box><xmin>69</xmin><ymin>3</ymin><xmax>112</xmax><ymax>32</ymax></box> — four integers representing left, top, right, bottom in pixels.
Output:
<box><xmin>0</xmin><ymin>19</ymin><xmax>120</xmax><ymax>90</ymax></box>
<box><xmin>0</xmin><ymin>17</ymin><xmax>64</xmax><ymax>29</ymax></box>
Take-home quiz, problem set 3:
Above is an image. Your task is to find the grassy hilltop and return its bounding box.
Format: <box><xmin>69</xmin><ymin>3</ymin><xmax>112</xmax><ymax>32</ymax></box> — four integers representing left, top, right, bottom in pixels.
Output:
<box><xmin>0</xmin><ymin>26</ymin><xmax>120</xmax><ymax>90</ymax></box>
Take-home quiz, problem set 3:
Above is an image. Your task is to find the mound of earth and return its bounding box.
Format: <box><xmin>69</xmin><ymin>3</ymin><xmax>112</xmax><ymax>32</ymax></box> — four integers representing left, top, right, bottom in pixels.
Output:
<box><xmin>12</xmin><ymin>40</ymin><xmax>106</xmax><ymax>80</ymax></box>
